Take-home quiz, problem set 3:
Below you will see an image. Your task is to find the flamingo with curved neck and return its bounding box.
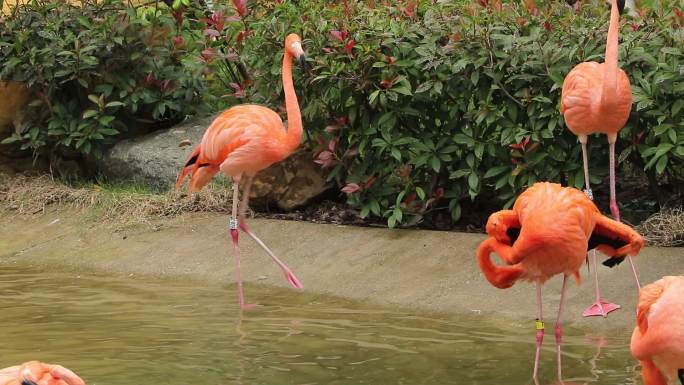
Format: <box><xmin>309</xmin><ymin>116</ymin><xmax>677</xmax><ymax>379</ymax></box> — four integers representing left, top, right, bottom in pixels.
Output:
<box><xmin>560</xmin><ymin>0</ymin><xmax>639</xmax><ymax>318</ymax></box>
<box><xmin>176</xmin><ymin>33</ymin><xmax>306</xmax><ymax>309</ymax></box>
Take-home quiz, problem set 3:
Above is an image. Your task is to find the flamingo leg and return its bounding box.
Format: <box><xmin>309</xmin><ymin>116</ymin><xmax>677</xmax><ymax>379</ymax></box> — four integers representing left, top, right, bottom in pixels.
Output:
<box><xmin>608</xmin><ymin>136</ymin><xmax>642</xmax><ymax>294</ymax></box>
<box><xmin>555</xmin><ymin>275</ymin><xmax>569</xmax><ymax>381</ymax></box>
<box><xmin>230</xmin><ymin>176</ymin><xmax>257</xmax><ymax>310</ymax></box>
<box><xmin>238</xmin><ymin>175</ymin><xmax>303</xmax><ymax>290</ymax></box>
<box><xmin>580</xmin><ymin>134</ymin><xmax>620</xmax><ymax>317</ymax></box>
<box><xmin>533</xmin><ymin>283</ymin><xmax>544</xmax><ymax>380</ymax></box>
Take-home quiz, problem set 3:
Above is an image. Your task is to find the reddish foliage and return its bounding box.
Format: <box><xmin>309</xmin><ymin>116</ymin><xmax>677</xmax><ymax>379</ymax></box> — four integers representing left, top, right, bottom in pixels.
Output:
<box><xmin>344</xmin><ymin>39</ymin><xmax>356</xmax><ymax>55</ymax></box>
<box><xmin>341</xmin><ymin>183</ymin><xmax>361</xmax><ymax>194</ymax></box>
<box><xmin>172</xmin><ymin>36</ymin><xmax>185</xmax><ymax>49</ymax></box>
<box><xmin>201</xmin><ymin>48</ymin><xmax>216</xmax><ymax>62</ymax></box>
<box><xmin>330</xmin><ymin>30</ymin><xmax>349</xmax><ymax>42</ymax></box>
<box><xmin>233</xmin><ymin>0</ymin><xmax>247</xmax><ymax>16</ymax></box>
<box><xmin>384</xmin><ymin>55</ymin><xmax>395</xmax><ymax>65</ymax></box>
<box><xmin>543</xmin><ymin>21</ymin><xmax>552</xmax><ymax>31</ymax></box>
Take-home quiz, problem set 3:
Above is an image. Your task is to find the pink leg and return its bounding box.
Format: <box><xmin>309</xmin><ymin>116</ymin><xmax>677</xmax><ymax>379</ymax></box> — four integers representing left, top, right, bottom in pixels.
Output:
<box><xmin>580</xmin><ymin>135</ymin><xmax>620</xmax><ymax>317</ymax></box>
<box><xmin>583</xmin><ymin>250</ymin><xmax>620</xmax><ymax>317</ymax></box>
<box><xmin>555</xmin><ymin>275</ymin><xmax>569</xmax><ymax>381</ymax></box>
<box><xmin>230</xmin><ymin>177</ymin><xmax>257</xmax><ymax>310</ymax></box>
<box><xmin>238</xmin><ymin>175</ymin><xmax>303</xmax><ymax>289</ymax></box>
<box><xmin>608</xmin><ymin>138</ymin><xmax>642</xmax><ymax>293</ymax></box>
<box><xmin>533</xmin><ymin>283</ymin><xmax>544</xmax><ymax>380</ymax></box>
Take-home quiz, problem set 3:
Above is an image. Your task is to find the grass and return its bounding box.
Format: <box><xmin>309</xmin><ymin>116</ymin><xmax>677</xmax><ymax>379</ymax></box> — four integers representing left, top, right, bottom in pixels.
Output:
<box><xmin>636</xmin><ymin>206</ymin><xmax>684</xmax><ymax>247</ymax></box>
<box><xmin>0</xmin><ymin>173</ymin><xmax>236</xmax><ymax>229</ymax></box>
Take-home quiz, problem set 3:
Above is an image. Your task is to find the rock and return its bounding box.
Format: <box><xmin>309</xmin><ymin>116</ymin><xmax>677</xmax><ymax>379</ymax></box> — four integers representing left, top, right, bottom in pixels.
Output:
<box><xmin>0</xmin><ymin>81</ymin><xmax>30</xmax><ymax>135</ymax></box>
<box><xmin>100</xmin><ymin>113</ymin><xmax>331</xmax><ymax>210</ymax></box>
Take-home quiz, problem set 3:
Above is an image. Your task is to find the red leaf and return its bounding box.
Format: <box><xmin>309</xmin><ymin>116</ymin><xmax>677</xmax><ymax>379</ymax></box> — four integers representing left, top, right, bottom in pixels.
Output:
<box><xmin>402</xmin><ymin>2</ymin><xmax>417</xmax><ymax>17</ymax></box>
<box><xmin>322</xmin><ymin>47</ymin><xmax>334</xmax><ymax>54</ymax></box>
<box><xmin>343</xmin><ymin>147</ymin><xmax>359</xmax><ymax>158</ymax></box>
<box><xmin>233</xmin><ymin>0</ymin><xmax>247</xmax><ymax>16</ymax></box>
<box><xmin>365</xmin><ymin>175</ymin><xmax>377</xmax><ymax>189</ymax></box>
<box><xmin>402</xmin><ymin>192</ymin><xmax>417</xmax><ymax>207</ymax></box>
<box><xmin>324</xmin><ymin>125</ymin><xmax>340</xmax><ymax>133</ymax></box>
<box><xmin>201</xmin><ymin>48</ymin><xmax>216</xmax><ymax>62</ymax></box>
<box><xmin>229</xmin><ymin>82</ymin><xmax>242</xmax><ymax>91</ymax></box>
<box><xmin>384</xmin><ymin>55</ymin><xmax>395</xmax><ymax>65</ymax></box>
<box><xmin>336</xmin><ymin>116</ymin><xmax>349</xmax><ymax>126</ymax></box>
<box><xmin>160</xmin><ymin>79</ymin><xmax>171</xmax><ymax>92</ymax></box>
<box><xmin>341</xmin><ymin>183</ymin><xmax>362</xmax><ymax>194</ymax></box>
<box><xmin>675</xmin><ymin>7</ymin><xmax>683</xmax><ymax>18</ymax></box>
<box><xmin>204</xmin><ymin>29</ymin><xmax>220</xmax><ymax>37</ymax></box>
<box><xmin>344</xmin><ymin>39</ymin><xmax>356</xmax><ymax>55</ymax></box>
<box><xmin>328</xmin><ymin>139</ymin><xmax>338</xmax><ymax>152</ymax></box>
<box><xmin>476</xmin><ymin>0</ymin><xmax>487</xmax><ymax>7</ymax></box>
<box><xmin>434</xmin><ymin>187</ymin><xmax>444</xmax><ymax>199</ymax></box>
<box><xmin>237</xmin><ymin>30</ymin><xmax>250</xmax><ymax>44</ymax></box>
<box><xmin>330</xmin><ymin>30</ymin><xmax>345</xmax><ymax>42</ymax></box>
<box><xmin>543</xmin><ymin>21</ymin><xmax>552</xmax><ymax>31</ymax></box>
<box><xmin>172</xmin><ymin>36</ymin><xmax>185</xmax><ymax>49</ymax></box>
<box><xmin>145</xmin><ymin>73</ymin><xmax>155</xmax><ymax>86</ymax></box>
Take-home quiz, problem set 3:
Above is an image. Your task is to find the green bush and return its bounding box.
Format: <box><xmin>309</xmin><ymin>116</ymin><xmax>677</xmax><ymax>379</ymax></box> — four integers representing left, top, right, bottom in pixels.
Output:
<box><xmin>0</xmin><ymin>0</ymin><xmax>214</xmax><ymax>159</ymax></box>
<box><xmin>235</xmin><ymin>0</ymin><xmax>684</xmax><ymax>227</ymax></box>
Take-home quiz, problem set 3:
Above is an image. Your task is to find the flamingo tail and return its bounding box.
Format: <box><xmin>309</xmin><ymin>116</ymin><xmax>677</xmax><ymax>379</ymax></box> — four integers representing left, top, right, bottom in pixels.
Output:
<box><xmin>476</xmin><ymin>237</ymin><xmax>524</xmax><ymax>289</ymax></box>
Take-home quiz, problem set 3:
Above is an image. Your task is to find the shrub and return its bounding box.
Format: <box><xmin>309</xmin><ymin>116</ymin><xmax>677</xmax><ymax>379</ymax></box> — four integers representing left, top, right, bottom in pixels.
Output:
<box><xmin>234</xmin><ymin>0</ymin><xmax>684</xmax><ymax>227</ymax></box>
<box><xmin>0</xmin><ymin>0</ymin><xmax>214</xmax><ymax>159</ymax></box>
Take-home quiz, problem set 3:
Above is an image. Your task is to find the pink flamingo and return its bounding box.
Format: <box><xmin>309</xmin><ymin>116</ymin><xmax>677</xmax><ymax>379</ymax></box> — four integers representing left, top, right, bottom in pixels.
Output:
<box><xmin>630</xmin><ymin>276</ymin><xmax>684</xmax><ymax>385</ymax></box>
<box><xmin>560</xmin><ymin>0</ymin><xmax>640</xmax><ymax>317</ymax></box>
<box><xmin>176</xmin><ymin>33</ymin><xmax>306</xmax><ymax>309</ymax></box>
<box><xmin>477</xmin><ymin>182</ymin><xmax>644</xmax><ymax>381</ymax></box>
<box><xmin>0</xmin><ymin>361</ymin><xmax>86</xmax><ymax>385</ymax></box>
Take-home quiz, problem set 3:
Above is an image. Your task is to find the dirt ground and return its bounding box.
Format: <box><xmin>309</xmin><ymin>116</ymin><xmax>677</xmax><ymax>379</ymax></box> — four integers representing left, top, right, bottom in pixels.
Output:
<box><xmin>2</xmin><ymin>207</ymin><xmax>682</xmax><ymax>331</ymax></box>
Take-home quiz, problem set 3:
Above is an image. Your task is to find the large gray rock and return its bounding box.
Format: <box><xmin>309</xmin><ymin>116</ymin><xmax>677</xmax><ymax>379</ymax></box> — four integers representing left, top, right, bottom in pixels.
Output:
<box><xmin>100</xmin><ymin>114</ymin><xmax>331</xmax><ymax>211</ymax></box>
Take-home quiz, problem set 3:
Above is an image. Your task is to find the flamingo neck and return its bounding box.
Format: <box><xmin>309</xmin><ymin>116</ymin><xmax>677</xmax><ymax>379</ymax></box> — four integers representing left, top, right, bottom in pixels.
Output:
<box><xmin>601</xmin><ymin>0</ymin><xmax>620</xmax><ymax>111</ymax></box>
<box><xmin>282</xmin><ymin>51</ymin><xmax>303</xmax><ymax>152</ymax></box>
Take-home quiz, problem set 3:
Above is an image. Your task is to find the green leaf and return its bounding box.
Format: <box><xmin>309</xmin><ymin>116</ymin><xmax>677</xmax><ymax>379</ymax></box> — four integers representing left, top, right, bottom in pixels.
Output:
<box><xmin>655</xmin><ymin>154</ymin><xmax>668</xmax><ymax>174</ymax></box>
<box><xmin>484</xmin><ymin>166</ymin><xmax>509</xmax><ymax>178</ymax></box>
<box><xmin>392</xmin><ymin>86</ymin><xmax>412</xmax><ymax>96</ymax></box>
<box><xmin>416</xmin><ymin>187</ymin><xmax>425</xmax><ymax>200</ymax></box>
<box><xmin>82</xmin><ymin>110</ymin><xmax>98</xmax><ymax>119</ymax></box>
<box><xmin>468</xmin><ymin>172</ymin><xmax>479</xmax><ymax>191</ymax></box>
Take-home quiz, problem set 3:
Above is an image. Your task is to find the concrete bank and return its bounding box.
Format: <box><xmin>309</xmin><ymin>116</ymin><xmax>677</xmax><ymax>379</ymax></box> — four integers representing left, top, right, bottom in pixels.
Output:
<box><xmin>1</xmin><ymin>208</ymin><xmax>681</xmax><ymax>330</ymax></box>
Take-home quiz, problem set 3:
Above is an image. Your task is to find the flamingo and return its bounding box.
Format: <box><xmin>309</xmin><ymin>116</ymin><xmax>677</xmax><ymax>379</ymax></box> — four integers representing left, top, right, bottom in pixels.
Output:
<box><xmin>560</xmin><ymin>0</ymin><xmax>639</xmax><ymax>317</ymax></box>
<box><xmin>476</xmin><ymin>182</ymin><xmax>644</xmax><ymax>381</ymax></box>
<box><xmin>0</xmin><ymin>361</ymin><xmax>86</xmax><ymax>385</ymax></box>
<box><xmin>176</xmin><ymin>33</ymin><xmax>306</xmax><ymax>309</ymax></box>
<box><xmin>630</xmin><ymin>276</ymin><xmax>684</xmax><ymax>385</ymax></box>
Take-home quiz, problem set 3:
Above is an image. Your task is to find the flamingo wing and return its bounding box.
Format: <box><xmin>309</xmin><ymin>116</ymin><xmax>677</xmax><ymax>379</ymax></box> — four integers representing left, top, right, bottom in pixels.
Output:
<box><xmin>589</xmin><ymin>213</ymin><xmax>644</xmax><ymax>267</ymax></box>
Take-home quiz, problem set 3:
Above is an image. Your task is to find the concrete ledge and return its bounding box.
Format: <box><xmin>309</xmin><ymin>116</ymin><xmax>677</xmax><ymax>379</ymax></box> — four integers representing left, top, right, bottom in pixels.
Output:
<box><xmin>1</xmin><ymin>209</ymin><xmax>681</xmax><ymax>330</ymax></box>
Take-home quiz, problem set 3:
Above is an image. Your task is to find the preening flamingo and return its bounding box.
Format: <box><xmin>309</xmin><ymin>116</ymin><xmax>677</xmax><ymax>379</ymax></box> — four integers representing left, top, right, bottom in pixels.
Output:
<box><xmin>476</xmin><ymin>182</ymin><xmax>644</xmax><ymax>380</ymax></box>
<box><xmin>176</xmin><ymin>33</ymin><xmax>306</xmax><ymax>309</ymax></box>
<box><xmin>630</xmin><ymin>276</ymin><xmax>684</xmax><ymax>385</ymax></box>
<box><xmin>560</xmin><ymin>0</ymin><xmax>639</xmax><ymax>317</ymax></box>
<box><xmin>0</xmin><ymin>361</ymin><xmax>86</xmax><ymax>385</ymax></box>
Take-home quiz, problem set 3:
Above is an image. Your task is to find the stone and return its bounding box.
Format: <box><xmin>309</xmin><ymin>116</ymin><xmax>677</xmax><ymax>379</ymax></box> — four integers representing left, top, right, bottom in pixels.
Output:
<box><xmin>100</xmin><ymin>113</ymin><xmax>331</xmax><ymax>211</ymax></box>
<box><xmin>0</xmin><ymin>81</ymin><xmax>30</xmax><ymax>135</ymax></box>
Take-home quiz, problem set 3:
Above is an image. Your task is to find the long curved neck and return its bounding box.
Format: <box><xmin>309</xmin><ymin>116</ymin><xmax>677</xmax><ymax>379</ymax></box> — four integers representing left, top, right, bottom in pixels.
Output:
<box><xmin>601</xmin><ymin>0</ymin><xmax>620</xmax><ymax>110</ymax></box>
<box><xmin>282</xmin><ymin>51</ymin><xmax>303</xmax><ymax>151</ymax></box>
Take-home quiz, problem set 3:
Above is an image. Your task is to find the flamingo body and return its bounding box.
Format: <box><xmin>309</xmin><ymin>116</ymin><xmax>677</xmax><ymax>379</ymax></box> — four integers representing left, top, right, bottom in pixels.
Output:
<box><xmin>561</xmin><ymin>61</ymin><xmax>632</xmax><ymax>136</ymax></box>
<box><xmin>631</xmin><ymin>276</ymin><xmax>684</xmax><ymax>385</ymax></box>
<box><xmin>0</xmin><ymin>361</ymin><xmax>85</xmax><ymax>385</ymax></box>
<box><xmin>479</xmin><ymin>182</ymin><xmax>643</xmax><ymax>289</ymax></box>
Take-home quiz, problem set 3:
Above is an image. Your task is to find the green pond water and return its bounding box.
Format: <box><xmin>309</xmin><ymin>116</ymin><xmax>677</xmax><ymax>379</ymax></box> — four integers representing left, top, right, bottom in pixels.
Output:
<box><xmin>0</xmin><ymin>264</ymin><xmax>640</xmax><ymax>385</ymax></box>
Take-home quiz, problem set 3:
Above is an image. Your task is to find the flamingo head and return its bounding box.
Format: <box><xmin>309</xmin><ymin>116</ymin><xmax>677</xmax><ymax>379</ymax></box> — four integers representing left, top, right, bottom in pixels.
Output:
<box><xmin>485</xmin><ymin>212</ymin><xmax>510</xmax><ymax>243</ymax></box>
<box><xmin>285</xmin><ymin>33</ymin><xmax>307</xmax><ymax>71</ymax></box>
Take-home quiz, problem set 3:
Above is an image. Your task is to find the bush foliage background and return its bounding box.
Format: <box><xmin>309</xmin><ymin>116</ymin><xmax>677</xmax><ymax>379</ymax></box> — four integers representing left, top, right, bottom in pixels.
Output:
<box><xmin>240</xmin><ymin>0</ymin><xmax>684</xmax><ymax>227</ymax></box>
<box><xmin>2</xmin><ymin>0</ymin><xmax>684</xmax><ymax>227</ymax></box>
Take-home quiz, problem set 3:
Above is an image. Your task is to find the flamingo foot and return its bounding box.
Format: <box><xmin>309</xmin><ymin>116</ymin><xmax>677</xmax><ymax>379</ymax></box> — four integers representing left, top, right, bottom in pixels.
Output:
<box><xmin>283</xmin><ymin>269</ymin><xmax>303</xmax><ymax>289</ymax></box>
<box><xmin>241</xmin><ymin>303</ymin><xmax>259</xmax><ymax>310</ymax></box>
<box><xmin>582</xmin><ymin>300</ymin><xmax>620</xmax><ymax>317</ymax></box>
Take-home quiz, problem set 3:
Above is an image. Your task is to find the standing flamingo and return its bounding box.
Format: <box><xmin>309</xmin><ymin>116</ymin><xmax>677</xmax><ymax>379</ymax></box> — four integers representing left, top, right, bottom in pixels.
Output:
<box><xmin>0</xmin><ymin>361</ymin><xmax>86</xmax><ymax>385</ymax></box>
<box><xmin>476</xmin><ymin>182</ymin><xmax>643</xmax><ymax>381</ymax></box>
<box><xmin>176</xmin><ymin>33</ymin><xmax>306</xmax><ymax>309</ymax></box>
<box><xmin>630</xmin><ymin>276</ymin><xmax>684</xmax><ymax>385</ymax></box>
<box><xmin>560</xmin><ymin>0</ymin><xmax>639</xmax><ymax>317</ymax></box>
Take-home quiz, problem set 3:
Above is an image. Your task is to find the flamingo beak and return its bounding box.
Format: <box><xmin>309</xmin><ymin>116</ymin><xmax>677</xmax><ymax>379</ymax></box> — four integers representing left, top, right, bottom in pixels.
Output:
<box><xmin>616</xmin><ymin>0</ymin><xmax>625</xmax><ymax>14</ymax></box>
<box><xmin>22</xmin><ymin>380</ymin><xmax>39</xmax><ymax>385</ymax></box>
<box><xmin>298</xmin><ymin>53</ymin><xmax>307</xmax><ymax>72</ymax></box>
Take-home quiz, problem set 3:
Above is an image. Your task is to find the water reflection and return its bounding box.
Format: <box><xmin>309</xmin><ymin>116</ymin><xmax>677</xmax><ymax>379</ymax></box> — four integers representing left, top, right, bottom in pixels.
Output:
<box><xmin>0</xmin><ymin>264</ymin><xmax>637</xmax><ymax>385</ymax></box>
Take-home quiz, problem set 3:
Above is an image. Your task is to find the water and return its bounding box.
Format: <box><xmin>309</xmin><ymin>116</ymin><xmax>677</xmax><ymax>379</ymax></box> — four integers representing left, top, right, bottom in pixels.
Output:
<box><xmin>0</xmin><ymin>264</ymin><xmax>640</xmax><ymax>385</ymax></box>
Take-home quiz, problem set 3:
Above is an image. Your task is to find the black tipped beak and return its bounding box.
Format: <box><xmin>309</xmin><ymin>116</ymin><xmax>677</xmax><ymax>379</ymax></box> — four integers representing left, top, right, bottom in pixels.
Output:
<box><xmin>22</xmin><ymin>380</ymin><xmax>39</xmax><ymax>385</ymax></box>
<box><xmin>616</xmin><ymin>0</ymin><xmax>625</xmax><ymax>15</ymax></box>
<box><xmin>298</xmin><ymin>54</ymin><xmax>307</xmax><ymax>72</ymax></box>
